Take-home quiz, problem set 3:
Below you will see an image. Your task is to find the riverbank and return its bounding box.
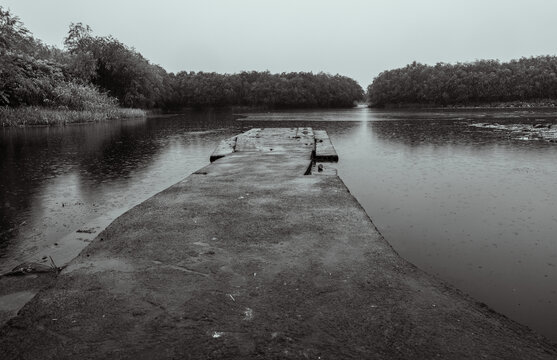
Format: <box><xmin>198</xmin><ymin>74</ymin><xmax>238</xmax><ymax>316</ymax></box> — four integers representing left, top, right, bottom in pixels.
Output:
<box><xmin>0</xmin><ymin>106</ymin><xmax>146</xmax><ymax>127</ymax></box>
<box><xmin>369</xmin><ymin>99</ymin><xmax>557</xmax><ymax>110</ymax></box>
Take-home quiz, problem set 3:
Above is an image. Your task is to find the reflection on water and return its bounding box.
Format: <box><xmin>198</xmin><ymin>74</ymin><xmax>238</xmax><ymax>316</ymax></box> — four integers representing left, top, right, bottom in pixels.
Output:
<box><xmin>1</xmin><ymin>107</ymin><xmax>556</xmax><ymax>342</ymax></box>
<box><xmin>0</xmin><ymin>111</ymin><xmax>247</xmax><ymax>270</ymax></box>
<box><xmin>332</xmin><ymin>115</ymin><xmax>557</xmax><ymax>342</ymax></box>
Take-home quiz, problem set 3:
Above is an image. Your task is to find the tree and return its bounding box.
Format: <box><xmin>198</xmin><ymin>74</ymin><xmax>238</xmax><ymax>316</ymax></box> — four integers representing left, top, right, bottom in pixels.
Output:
<box><xmin>0</xmin><ymin>7</ymin><xmax>32</xmax><ymax>52</ymax></box>
<box><xmin>367</xmin><ymin>56</ymin><xmax>557</xmax><ymax>107</ymax></box>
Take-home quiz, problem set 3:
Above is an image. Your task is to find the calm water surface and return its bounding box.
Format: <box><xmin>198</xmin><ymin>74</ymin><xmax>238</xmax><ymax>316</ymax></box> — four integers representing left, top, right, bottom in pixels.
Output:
<box><xmin>1</xmin><ymin>107</ymin><xmax>556</xmax><ymax>342</ymax></box>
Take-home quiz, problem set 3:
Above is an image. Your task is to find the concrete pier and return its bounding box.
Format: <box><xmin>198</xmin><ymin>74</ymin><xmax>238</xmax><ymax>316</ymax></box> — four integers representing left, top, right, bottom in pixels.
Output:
<box><xmin>1</xmin><ymin>128</ymin><xmax>556</xmax><ymax>359</ymax></box>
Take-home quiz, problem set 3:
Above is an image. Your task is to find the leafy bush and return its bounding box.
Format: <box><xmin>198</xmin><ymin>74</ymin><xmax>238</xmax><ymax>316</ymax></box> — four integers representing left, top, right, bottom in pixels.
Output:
<box><xmin>49</xmin><ymin>81</ymin><xmax>118</xmax><ymax>111</ymax></box>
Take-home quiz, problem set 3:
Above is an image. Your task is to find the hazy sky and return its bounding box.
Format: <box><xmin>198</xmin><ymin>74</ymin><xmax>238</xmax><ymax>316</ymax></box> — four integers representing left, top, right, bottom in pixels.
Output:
<box><xmin>3</xmin><ymin>0</ymin><xmax>557</xmax><ymax>86</ymax></box>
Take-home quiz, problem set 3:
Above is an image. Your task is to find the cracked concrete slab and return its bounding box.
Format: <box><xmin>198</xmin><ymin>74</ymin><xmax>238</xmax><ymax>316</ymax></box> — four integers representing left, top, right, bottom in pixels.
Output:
<box><xmin>1</xmin><ymin>128</ymin><xmax>556</xmax><ymax>359</ymax></box>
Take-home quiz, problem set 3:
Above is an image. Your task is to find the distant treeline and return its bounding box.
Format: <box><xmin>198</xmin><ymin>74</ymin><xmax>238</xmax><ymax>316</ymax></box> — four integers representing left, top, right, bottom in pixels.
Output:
<box><xmin>367</xmin><ymin>57</ymin><xmax>557</xmax><ymax>107</ymax></box>
<box><xmin>0</xmin><ymin>7</ymin><xmax>363</xmax><ymax>112</ymax></box>
<box><xmin>172</xmin><ymin>71</ymin><xmax>363</xmax><ymax>108</ymax></box>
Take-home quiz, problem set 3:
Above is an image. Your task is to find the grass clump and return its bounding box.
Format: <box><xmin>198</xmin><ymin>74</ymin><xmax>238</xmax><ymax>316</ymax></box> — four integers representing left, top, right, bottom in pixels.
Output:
<box><xmin>0</xmin><ymin>105</ymin><xmax>145</xmax><ymax>127</ymax></box>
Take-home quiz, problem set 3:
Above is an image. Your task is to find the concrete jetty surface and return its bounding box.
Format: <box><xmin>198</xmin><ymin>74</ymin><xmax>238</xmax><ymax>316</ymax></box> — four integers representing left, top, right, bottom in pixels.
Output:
<box><xmin>1</xmin><ymin>128</ymin><xmax>556</xmax><ymax>359</ymax></box>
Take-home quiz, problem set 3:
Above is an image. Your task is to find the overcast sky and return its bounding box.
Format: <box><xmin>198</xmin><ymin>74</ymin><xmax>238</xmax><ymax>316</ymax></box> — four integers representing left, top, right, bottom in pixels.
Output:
<box><xmin>3</xmin><ymin>0</ymin><xmax>557</xmax><ymax>86</ymax></box>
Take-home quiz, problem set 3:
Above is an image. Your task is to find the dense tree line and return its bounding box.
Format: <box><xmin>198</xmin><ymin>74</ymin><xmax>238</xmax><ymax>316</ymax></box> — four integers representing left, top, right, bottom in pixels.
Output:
<box><xmin>63</xmin><ymin>23</ymin><xmax>172</xmax><ymax>108</ymax></box>
<box><xmin>1</xmin><ymin>6</ymin><xmax>363</xmax><ymax>112</ymax></box>
<box><xmin>0</xmin><ymin>8</ymin><xmax>119</xmax><ymax>111</ymax></box>
<box><xmin>172</xmin><ymin>71</ymin><xmax>363</xmax><ymax>108</ymax></box>
<box><xmin>367</xmin><ymin>57</ymin><xmax>557</xmax><ymax>107</ymax></box>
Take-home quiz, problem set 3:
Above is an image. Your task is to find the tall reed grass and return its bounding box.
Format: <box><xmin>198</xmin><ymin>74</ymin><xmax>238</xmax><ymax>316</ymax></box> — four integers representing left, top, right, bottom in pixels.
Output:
<box><xmin>0</xmin><ymin>106</ymin><xmax>145</xmax><ymax>127</ymax></box>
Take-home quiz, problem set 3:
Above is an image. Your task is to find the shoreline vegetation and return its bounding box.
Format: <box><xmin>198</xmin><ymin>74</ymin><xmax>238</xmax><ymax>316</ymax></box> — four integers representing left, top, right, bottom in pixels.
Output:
<box><xmin>0</xmin><ymin>106</ymin><xmax>145</xmax><ymax>127</ymax></box>
<box><xmin>370</xmin><ymin>99</ymin><xmax>557</xmax><ymax>110</ymax></box>
<box><xmin>0</xmin><ymin>7</ymin><xmax>364</xmax><ymax>127</ymax></box>
<box><xmin>367</xmin><ymin>57</ymin><xmax>557</xmax><ymax>108</ymax></box>
<box><xmin>5</xmin><ymin>6</ymin><xmax>557</xmax><ymax>128</ymax></box>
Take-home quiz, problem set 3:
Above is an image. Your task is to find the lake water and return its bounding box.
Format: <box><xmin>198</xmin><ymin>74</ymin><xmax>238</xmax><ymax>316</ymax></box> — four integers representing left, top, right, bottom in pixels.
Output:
<box><xmin>1</xmin><ymin>107</ymin><xmax>556</xmax><ymax>342</ymax></box>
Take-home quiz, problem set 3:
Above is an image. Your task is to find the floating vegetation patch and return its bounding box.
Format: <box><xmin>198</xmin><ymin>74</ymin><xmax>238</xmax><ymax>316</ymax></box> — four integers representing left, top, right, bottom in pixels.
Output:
<box><xmin>470</xmin><ymin>122</ymin><xmax>557</xmax><ymax>142</ymax></box>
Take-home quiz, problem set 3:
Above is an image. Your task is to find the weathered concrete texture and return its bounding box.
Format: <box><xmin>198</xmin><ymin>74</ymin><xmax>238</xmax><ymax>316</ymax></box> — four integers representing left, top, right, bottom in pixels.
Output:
<box><xmin>313</xmin><ymin>129</ymin><xmax>339</xmax><ymax>162</ymax></box>
<box><xmin>0</xmin><ymin>274</ymin><xmax>58</xmax><ymax>326</ymax></box>
<box><xmin>1</xmin><ymin>128</ymin><xmax>556</xmax><ymax>359</ymax></box>
<box><xmin>211</xmin><ymin>128</ymin><xmax>318</xmax><ymax>166</ymax></box>
<box><xmin>209</xmin><ymin>135</ymin><xmax>237</xmax><ymax>162</ymax></box>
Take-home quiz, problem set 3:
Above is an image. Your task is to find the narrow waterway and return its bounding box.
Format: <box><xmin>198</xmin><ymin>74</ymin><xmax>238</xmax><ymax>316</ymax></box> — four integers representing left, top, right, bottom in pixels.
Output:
<box><xmin>1</xmin><ymin>107</ymin><xmax>556</xmax><ymax>341</ymax></box>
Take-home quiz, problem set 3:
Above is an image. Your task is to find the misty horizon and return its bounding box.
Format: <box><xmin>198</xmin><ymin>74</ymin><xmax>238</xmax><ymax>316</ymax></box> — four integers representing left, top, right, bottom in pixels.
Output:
<box><xmin>3</xmin><ymin>0</ymin><xmax>557</xmax><ymax>86</ymax></box>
